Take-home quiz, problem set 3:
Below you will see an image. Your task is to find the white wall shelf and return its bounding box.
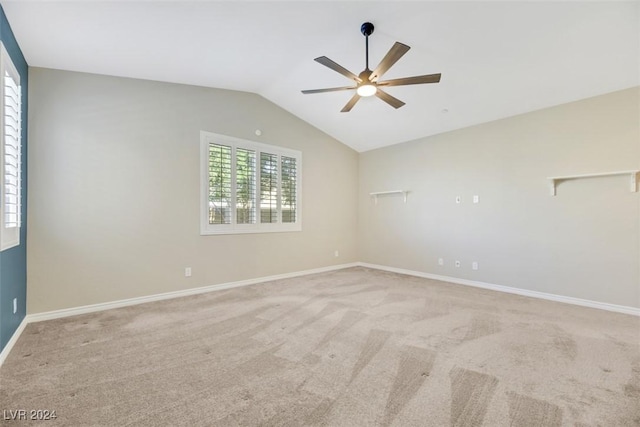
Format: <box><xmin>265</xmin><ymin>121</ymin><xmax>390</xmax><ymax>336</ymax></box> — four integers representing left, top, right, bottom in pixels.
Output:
<box><xmin>370</xmin><ymin>190</ymin><xmax>409</xmax><ymax>204</ymax></box>
<box><xmin>547</xmin><ymin>170</ymin><xmax>639</xmax><ymax>196</ymax></box>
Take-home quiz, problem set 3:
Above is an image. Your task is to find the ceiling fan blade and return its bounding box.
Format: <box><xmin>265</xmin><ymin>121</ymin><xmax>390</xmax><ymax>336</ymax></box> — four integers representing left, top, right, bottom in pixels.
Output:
<box><xmin>377</xmin><ymin>73</ymin><xmax>441</xmax><ymax>87</ymax></box>
<box><xmin>370</xmin><ymin>42</ymin><xmax>410</xmax><ymax>81</ymax></box>
<box><xmin>341</xmin><ymin>93</ymin><xmax>361</xmax><ymax>112</ymax></box>
<box><xmin>302</xmin><ymin>86</ymin><xmax>357</xmax><ymax>94</ymax></box>
<box><xmin>375</xmin><ymin>89</ymin><xmax>405</xmax><ymax>109</ymax></box>
<box><xmin>315</xmin><ymin>56</ymin><xmax>361</xmax><ymax>82</ymax></box>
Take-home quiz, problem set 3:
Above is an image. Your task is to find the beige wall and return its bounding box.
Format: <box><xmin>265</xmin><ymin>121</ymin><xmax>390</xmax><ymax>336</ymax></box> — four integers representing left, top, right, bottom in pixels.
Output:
<box><xmin>359</xmin><ymin>87</ymin><xmax>640</xmax><ymax>308</ymax></box>
<box><xmin>27</xmin><ymin>68</ymin><xmax>359</xmax><ymax>313</ymax></box>
<box><xmin>27</xmin><ymin>68</ymin><xmax>639</xmax><ymax>313</ymax></box>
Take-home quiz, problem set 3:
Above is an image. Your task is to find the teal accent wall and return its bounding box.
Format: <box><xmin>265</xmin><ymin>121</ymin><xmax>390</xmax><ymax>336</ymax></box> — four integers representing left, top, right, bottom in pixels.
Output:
<box><xmin>0</xmin><ymin>5</ymin><xmax>28</xmax><ymax>352</ymax></box>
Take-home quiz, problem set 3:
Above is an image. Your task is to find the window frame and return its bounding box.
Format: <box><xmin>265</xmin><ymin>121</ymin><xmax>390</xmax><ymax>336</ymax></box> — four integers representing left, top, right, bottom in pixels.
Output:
<box><xmin>0</xmin><ymin>42</ymin><xmax>21</xmax><ymax>251</ymax></box>
<box><xmin>200</xmin><ymin>131</ymin><xmax>302</xmax><ymax>235</ymax></box>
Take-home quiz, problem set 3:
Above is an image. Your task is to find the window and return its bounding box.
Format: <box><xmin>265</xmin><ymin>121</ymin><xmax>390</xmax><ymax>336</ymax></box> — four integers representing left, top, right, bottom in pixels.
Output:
<box><xmin>0</xmin><ymin>43</ymin><xmax>21</xmax><ymax>251</ymax></box>
<box><xmin>200</xmin><ymin>132</ymin><xmax>301</xmax><ymax>234</ymax></box>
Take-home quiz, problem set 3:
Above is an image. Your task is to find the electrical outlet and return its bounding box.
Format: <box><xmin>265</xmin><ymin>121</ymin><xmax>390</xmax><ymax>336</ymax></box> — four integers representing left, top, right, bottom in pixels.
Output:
<box><xmin>473</xmin><ymin>195</ymin><xmax>479</xmax><ymax>204</ymax></box>
<box><xmin>455</xmin><ymin>260</ymin><xmax>461</xmax><ymax>268</ymax></box>
<box><xmin>472</xmin><ymin>261</ymin><xmax>479</xmax><ymax>270</ymax></box>
<box><xmin>438</xmin><ymin>258</ymin><xmax>444</xmax><ymax>266</ymax></box>
<box><xmin>455</xmin><ymin>196</ymin><xmax>461</xmax><ymax>204</ymax></box>
<box><xmin>185</xmin><ymin>267</ymin><xmax>192</xmax><ymax>277</ymax></box>
<box><xmin>13</xmin><ymin>298</ymin><xmax>17</xmax><ymax>314</ymax></box>
<box><xmin>334</xmin><ymin>250</ymin><xmax>339</xmax><ymax>257</ymax></box>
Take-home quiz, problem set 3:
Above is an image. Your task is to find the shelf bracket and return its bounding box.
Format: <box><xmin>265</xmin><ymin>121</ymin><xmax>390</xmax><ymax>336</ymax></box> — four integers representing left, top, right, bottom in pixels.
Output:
<box><xmin>549</xmin><ymin>179</ymin><xmax>556</xmax><ymax>196</ymax></box>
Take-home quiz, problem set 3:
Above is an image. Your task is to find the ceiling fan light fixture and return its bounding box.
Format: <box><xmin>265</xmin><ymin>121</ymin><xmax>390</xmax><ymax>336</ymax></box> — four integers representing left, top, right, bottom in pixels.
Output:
<box><xmin>357</xmin><ymin>83</ymin><xmax>377</xmax><ymax>97</ymax></box>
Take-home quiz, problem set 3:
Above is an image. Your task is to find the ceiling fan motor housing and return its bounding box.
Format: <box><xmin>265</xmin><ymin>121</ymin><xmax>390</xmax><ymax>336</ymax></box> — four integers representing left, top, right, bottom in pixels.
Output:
<box><xmin>361</xmin><ymin>22</ymin><xmax>374</xmax><ymax>37</ymax></box>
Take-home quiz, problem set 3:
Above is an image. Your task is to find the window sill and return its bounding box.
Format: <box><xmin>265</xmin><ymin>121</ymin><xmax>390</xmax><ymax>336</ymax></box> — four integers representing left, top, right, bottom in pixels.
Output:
<box><xmin>1</xmin><ymin>238</ymin><xmax>20</xmax><ymax>252</ymax></box>
<box><xmin>200</xmin><ymin>224</ymin><xmax>302</xmax><ymax>236</ymax></box>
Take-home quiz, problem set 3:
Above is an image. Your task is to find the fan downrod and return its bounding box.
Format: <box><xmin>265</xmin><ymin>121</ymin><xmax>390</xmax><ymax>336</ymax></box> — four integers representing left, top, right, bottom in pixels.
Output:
<box><xmin>360</xmin><ymin>22</ymin><xmax>374</xmax><ymax>37</ymax></box>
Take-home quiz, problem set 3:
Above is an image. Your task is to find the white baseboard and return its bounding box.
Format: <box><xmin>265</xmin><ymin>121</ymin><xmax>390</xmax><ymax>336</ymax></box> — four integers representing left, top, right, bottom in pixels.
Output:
<box><xmin>3</xmin><ymin>260</ymin><xmax>637</xmax><ymax>368</ymax></box>
<box><xmin>357</xmin><ymin>262</ymin><xmax>640</xmax><ymax>317</ymax></box>
<box><xmin>27</xmin><ymin>262</ymin><xmax>359</xmax><ymax>323</ymax></box>
<box><xmin>3</xmin><ymin>263</ymin><xmax>354</xmax><ymax>368</ymax></box>
<box><xmin>0</xmin><ymin>317</ymin><xmax>28</xmax><ymax>368</ymax></box>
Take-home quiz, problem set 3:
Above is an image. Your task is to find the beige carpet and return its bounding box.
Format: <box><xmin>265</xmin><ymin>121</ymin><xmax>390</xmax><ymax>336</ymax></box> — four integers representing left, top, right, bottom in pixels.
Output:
<box><xmin>1</xmin><ymin>267</ymin><xmax>639</xmax><ymax>426</ymax></box>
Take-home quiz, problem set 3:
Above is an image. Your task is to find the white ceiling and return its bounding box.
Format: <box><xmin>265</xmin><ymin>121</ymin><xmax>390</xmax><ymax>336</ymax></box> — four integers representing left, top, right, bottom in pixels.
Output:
<box><xmin>2</xmin><ymin>1</ymin><xmax>638</xmax><ymax>152</ymax></box>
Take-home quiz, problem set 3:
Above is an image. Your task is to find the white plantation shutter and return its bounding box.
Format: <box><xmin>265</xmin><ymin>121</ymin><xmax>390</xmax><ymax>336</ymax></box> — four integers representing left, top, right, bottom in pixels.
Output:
<box><xmin>281</xmin><ymin>156</ymin><xmax>297</xmax><ymax>223</ymax></box>
<box><xmin>200</xmin><ymin>132</ymin><xmax>301</xmax><ymax>235</ymax></box>
<box><xmin>236</xmin><ymin>148</ymin><xmax>256</xmax><ymax>224</ymax></box>
<box><xmin>4</xmin><ymin>71</ymin><xmax>20</xmax><ymax>226</ymax></box>
<box><xmin>260</xmin><ymin>152</ymin><xmax>278</xmax><ymax>223</ymax></box>
<box><xmin>208</xmin><ymin>143</ymin><xmax>232</xmax><ymax>225</ymax></box>
<box><xmin>1</xmin><ymin>43</ymin><xmax>21</xmax><ymax>251</ymax></box>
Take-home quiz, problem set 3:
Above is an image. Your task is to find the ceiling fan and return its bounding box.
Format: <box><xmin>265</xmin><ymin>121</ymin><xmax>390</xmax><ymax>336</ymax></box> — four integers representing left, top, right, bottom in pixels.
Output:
<box><xmin>302</xmin><ymin>22</ymin><xmax>442</xmax><ymax>112</ymax></box>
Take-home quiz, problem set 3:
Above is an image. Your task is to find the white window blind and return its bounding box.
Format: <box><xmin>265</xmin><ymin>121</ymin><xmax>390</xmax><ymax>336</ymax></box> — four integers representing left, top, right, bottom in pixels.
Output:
<box><xmin>200</xmin><ymin>132</ymin><xmax>302</xmax><ymax>235</ymax></box>
<box><xmin>0</xmin><ymin>43</ymin><xmax>21</xmax><ymax>251</ymax></box>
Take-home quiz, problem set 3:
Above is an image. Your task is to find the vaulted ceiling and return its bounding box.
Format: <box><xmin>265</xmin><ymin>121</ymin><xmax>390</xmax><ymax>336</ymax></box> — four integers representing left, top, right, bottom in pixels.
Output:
<box><xmin>2</xmin><ymin>1</ymin><xmax>638</xmax><ymax>152</ymax></box>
